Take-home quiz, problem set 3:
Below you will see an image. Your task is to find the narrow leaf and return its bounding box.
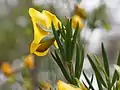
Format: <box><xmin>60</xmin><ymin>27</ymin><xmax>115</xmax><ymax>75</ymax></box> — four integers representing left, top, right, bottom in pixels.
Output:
<box><xmin>101</xmin><ymin>43</ymin><xmax>110</xmax><ymax>77</ymax></box>
<box><xmin>88</xmin><ymin>74</ymin><xmax>94</xmax><ymax>89</ymax></box>
<box><xmin>96</xmin><ymin>75</ymin><xmax>103</xmax><ymax>90</ymax></box>
<box><xmin>75</xmin><ymin>44</ymin><xmax>84</xmax><ymax>79</ymax></box>
<box><xmin>71</xmin><ymin>22</ymin><xmax>79</xmax><ymax>56</ymax></box>
<box><xmin>87</xmin><ymin>54</ymin><xmax>107</xmax><ymax>87</ymax></box>
<box><xmin>79</xmin><ymin>46</ymin><xmax>84</xmax><ymax>77</ymax></box>
<box><xmin>112</xmin><ymin>51</ymin><xmax>120</xmax><ymax>86</ymax></box>
<box><xmin>51</xmin><ymin>52</ymin><xmax>72</xmax><ymax>83</ymax></box>
<box><xmin>75</xmin><ymin>44</ymin><xmax>81</xmax><ymax>78</ymax></box>
<box><xmin>58</xmin><ymin>23</ymin><xmax>66</xmax><ymax>39</ymax></box>
<box><xmin>52</xmin><ymin>22</ymin><xmax>65</xmax><ymax>58</ymax></box>
<box><xmin>65</xmin><ymin>19</ymin><xmax>72</xmax><ymax>61</ymax></box>
<box><xmin>83</xmin><ymin>71</ymin><xmax>95</xmax><ymax>90</ymax></box>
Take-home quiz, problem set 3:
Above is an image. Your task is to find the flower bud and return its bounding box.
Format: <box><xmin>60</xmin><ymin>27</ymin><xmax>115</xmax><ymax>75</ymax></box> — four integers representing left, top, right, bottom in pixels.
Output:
<box><xmin>72</xmin><ymin>15</ymin><xmax>84</xmax><ymax>30</ymax></box>
<box><xmin>24</xmin><ymin>54</ymin><xmax>35</xmax><ymax>69</ymax></box>
<box><xmin>1</xmin><ymin>62</ymin><xmax>13</xmax><ymax>76</ymax></box>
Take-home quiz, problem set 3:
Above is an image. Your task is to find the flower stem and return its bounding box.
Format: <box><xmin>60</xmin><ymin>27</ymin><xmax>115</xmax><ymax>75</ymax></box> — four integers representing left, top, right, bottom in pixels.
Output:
<box><xmin>30</xmin><ymin>55</ymin><xmax>39</xmax><ymax>90</ymax></box>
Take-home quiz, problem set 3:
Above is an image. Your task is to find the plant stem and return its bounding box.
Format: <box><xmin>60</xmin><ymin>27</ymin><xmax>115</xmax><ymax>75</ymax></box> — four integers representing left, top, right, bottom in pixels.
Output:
<box><xmin>30</xmin><ymin>55</ymin><xmax>39</xmax><ymax>90</ymax></box>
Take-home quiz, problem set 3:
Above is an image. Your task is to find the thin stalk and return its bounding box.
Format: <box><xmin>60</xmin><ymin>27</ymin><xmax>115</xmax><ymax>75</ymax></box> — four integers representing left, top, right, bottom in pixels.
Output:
<box><xmin>30</xmin><ymin>55</ymin><xmax>39</xmax><ymax>90</ymax></box>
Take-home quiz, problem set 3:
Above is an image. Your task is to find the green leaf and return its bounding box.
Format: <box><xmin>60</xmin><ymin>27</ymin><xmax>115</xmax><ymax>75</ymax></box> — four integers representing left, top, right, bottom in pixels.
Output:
<box><xmin>93</xmin><ymin>55</ymin><xmax>108</xmax><ymax>78</ymax></box>
<box><xmin>79</xmin><ymin>46</ymin><xmax>84</xmax><ymax>76</ymax></box>
<box><xmin>75</xmin><ymin>44</ymin><xmax>84</xmax><ymax>79</ymax></box>
<box><xmin>90</xmin><ymin>74</ymin><xmax>94</xmax><ymax>84</ymax></box>
<box><xmin>112</xmin><ymin>51</ymin><xmax>120</xmax><ymax>86</ymax></box>
<box><xmin>89</xmin><ymin>74</ymin><xmax>94</xmax><ymax>89</ymax></box>
<box><xmin>112</xmin><ymin>86</ymin><xmax>116</xmax><ymax>90</ymax></box>
<box><xmin>58</xmin><ymin>24</ymin><xmax>65</xmax><ymax>40</ymax></box>
<box><xmin>51</xmin><ymin>51</ymin><xmax>72</xmax><ymax>83</ymax></box>
<box><xmin>116</xmin><ymin>80</ymin><xmax>120</xmax><ymax>90</ymax></box>
<box><xmin>66</xmin><ymin>19</ymin><xmax>72</xmax><ymax>39</ymax></box>
<box><xmin>87</xmin><ymin>54</ymin><xmax>107</xmax><ymax>88</ymax></box>
<box><xmin>51</xmin><ymin>22</ymin><xmax>65</xmax><ymax>59</ymax></box>
<box><xmin>83</xmin><ymin>71</ymin><xmax>95</xmax><ymax>90</ymax></box>
<box><xmin>93</xmin><ymin>56</ymin><xmax>105</xmax><ymax>90</ymax></box>
<box><xmin>101</xmin><ymin>43</ymin><xmax>111</xmax><ymax>90</ymax></box>
<box><xmin>96</xmin><ymin>75</ymin><xmax>103</xmax><ymax>90</ymax></box>
<box><xmin>71</xmin><ymin>22</ymin><xmax>79</xmax><ymax>54</ymax></box>
<box><xmin>75</xmin><ymin>43</ymin><xmax>80</xmax><ymax>78</ymax></box>
<box><xmin>101</xmin><ymin>43</ymin><xmax>110</xmax><ymax>77</ymax></box>
<box><xmin>65</xmin><ymin>19</ymin><xmax>73</xmax><ymax>61</ymax></box>
<box><xmin>114</xmin><ymin>65</ymin><xmax>120</xmax><ymax>76</ymax></box>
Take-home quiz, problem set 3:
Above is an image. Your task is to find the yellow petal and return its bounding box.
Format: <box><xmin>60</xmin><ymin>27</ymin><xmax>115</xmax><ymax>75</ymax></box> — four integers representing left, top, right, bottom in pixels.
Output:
<box><xmin>34</xmin><ymin>50</ymin><xmax>48</xmax><ymax>56</ymax></box>
<box><xmin>30</xmin><ymin>38</ymin><xmax>55</xmax><ymax>56</ymax></box>
<box><xmin>30</xmin><ymin>42</ymin><xmax>48</xmax><ymax>56</ymax></box>
<box><xmin>57</xmin><ymin>80</ymin><xmax>82</xmax><ymax>90</ymax></box>
<box><xmin>29</xmin><ymin>8</ymin><xmax>49</xmax><ymax>43</ymax></box>
<box><xmin>33</xmin><ymin>23</ymin><xmax>49</xmax><ymax>43</ymax></box>
<box><xmin>29</xmin><ymin>8</ymin><xmax>49</xmax><ymax>28</ymax></box>
<box><xmin>54</xmin><ymin>40</ymin><xmax>58</xmax><ymax>48</ymax></box>
<box><xmin>72</xmin><ymin>15</ymin><xmax>84</xmax><ymax>30</ymax></box>
<box><xmin>42</xmin><ymin>10</ymin><xmax>61</xmax><ymax>29</ymax></box>
<box><xmin>30</xmin><ymin>42</ymin><xmax>40</xmax><ymax>54</ymax></box>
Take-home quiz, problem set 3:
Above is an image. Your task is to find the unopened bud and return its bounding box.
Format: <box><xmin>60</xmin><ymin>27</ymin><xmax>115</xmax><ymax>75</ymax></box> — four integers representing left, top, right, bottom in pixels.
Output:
<box><xmin>1</xmin><ymin>62</ymin><xmax>14</xmax><ymax>76</ymax></box>
<box><xmin>24</xmin><ymin>54</ymin><xmax>35</xmax><ymax>69</ymax></box>
<box><xmin>72</xmin><ymin>15</ymin><xmax>84</xmax><ymax>30</ymax></box>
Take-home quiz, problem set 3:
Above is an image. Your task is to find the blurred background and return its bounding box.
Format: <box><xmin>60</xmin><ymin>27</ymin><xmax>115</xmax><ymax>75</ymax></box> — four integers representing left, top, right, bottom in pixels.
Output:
<box><xmin>0</xmin><ymin>0</ymin><xmax>120</xmax><ymax>89</ymax></box>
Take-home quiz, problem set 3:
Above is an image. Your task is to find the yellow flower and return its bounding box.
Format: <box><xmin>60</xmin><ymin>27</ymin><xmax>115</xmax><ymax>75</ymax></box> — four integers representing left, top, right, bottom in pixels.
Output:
<box><xmin>74</xmin><ymin>4</ymin><xmax>87</xmax><ymax>19</ymax></box>
<box><xmin>29</xmin><ymin>8</ymin><xmax>60</xmax><ymax>56</ymax></box>
<box><xmin>72</xmin><ymin>15</ymin><xmax>84</xmax><ymax>30</ymax></box>
<box><xmin>24</xmin><ymin>54</ymin><xmax>35</xmax><ymax>69</ymax></box>
<box><xmin>39</xmin><ymin>81</ymin><xmax>52</xmax><ymax>90</ymax></box>
<box><xmin>57</xmin><ymin>80</ymin><xmax>83</xmax><ymax>90</ymax></box>
<box><xmin>1</xmin><ymin>62</ymin><xmax>14</xmax><ymax>76</ymax></box>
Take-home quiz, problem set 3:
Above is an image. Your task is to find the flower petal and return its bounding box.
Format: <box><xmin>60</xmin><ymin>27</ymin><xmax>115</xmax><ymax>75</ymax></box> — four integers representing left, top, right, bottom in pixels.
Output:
<box><xmin>30</xmin><ymin>42</ymin><xmax>40</xmax><ymax>54</ymax></box>
<box><xmin>30</xmin><ymin>42</ymin><xmax>49</xmax><ymax>56</ymax></box>
<box><xmin>57</xmin><ymin>80</ymin><xmax>82</xmax><ymax>90</ymax></box>
<box><xmin>34</xmin><ymin>50</ymin><xmax>49</xmax><ymax>56</ymax></box>
<box><xmin>29</xmin><ymin>8</ymin><xmax>49</xmax><ymax>27</ymax></box>
<box><xmin>29</xmin><ymin>8</ymin><xmax>49</xmax><ymax>43</ymax></box>
<box><xmin>72</xmin><ymin>15</ymin><xmax>84</xmax><ymax>29</ymax></box>
<box><xmin>54</xmin><ymin>40</ymin><xmax>58</xmax><ymax>48</ymax></box>
<box><xmin>42</xmin><ymin>10</ymin><xmax>61</xmax><ymax>29</ymax></box>
<box><xmin>30</xmin><ymin>38</ymin><xmax>55</xmax><ymax>56</ymax></box>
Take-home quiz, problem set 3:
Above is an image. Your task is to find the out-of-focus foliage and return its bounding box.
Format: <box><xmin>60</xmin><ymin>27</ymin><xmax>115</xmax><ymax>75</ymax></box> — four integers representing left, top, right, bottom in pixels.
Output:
<box><xmin>0</xmin><ymin>0</ymin><xmax>34</xmax><ymax>61</ymax></box>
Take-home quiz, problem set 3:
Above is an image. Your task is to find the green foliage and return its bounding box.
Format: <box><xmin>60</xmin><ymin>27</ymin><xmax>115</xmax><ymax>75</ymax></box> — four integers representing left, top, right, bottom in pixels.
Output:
<box><xmin>112</xmin><ymin>51</ymin><xmax>120</xmax><ymax>86</ymax></box>
<box><xmin>86</xmin><ymin>43</ymin><xmax>120</xmax><ymax>90</ymax></box>
<box><xmin>51</xmin><ymin>19</ymin><xmax>85</xmax><ymax>86</ymax></box>
<box><xmin>83</xmin><ymin>71</ymin><xmax>94</xmax><ymax>90</ymax></box>
<box><xmin>75</xmin><ymin>43</ymin><xmax>84</xmax><ymax>79</ymax></box>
